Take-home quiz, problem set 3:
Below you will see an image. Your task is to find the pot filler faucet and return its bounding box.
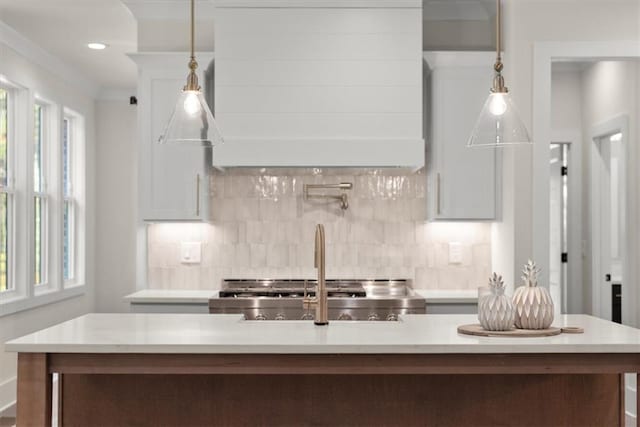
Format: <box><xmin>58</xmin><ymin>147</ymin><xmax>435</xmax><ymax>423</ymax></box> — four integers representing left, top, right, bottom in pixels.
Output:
<box><xmin>303</xmin><ymin>224</ymin><xmax>329</xmax><ymax>325</ymax></box>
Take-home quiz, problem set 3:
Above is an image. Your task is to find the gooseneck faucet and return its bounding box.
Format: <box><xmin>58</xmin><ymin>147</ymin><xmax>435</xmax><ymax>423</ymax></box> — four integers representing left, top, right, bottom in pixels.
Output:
<box><xmin>303</xmin><ymin>224</ymin><xmax>329</xmax><ymax>325</ymax></box>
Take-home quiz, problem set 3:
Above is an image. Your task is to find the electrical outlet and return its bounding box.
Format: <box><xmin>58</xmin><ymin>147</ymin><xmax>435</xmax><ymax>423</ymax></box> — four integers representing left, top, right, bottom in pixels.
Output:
<box><xmin>448</xmin><ymin>242</ymin><xmax>463</xmax><ymax>264</ymax></box>
<box><xmin>180</xmin><ymin>242</ymin><xmax>202</xmax><ymax>264</ymax></box>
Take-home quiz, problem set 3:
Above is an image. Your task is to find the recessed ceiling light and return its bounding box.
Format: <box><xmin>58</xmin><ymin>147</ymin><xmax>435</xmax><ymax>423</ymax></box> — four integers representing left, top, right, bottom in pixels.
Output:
<box><xmin>87</xmin><ymin>42</ymin><xmax>107</xmax><ymax>50</ymax></box>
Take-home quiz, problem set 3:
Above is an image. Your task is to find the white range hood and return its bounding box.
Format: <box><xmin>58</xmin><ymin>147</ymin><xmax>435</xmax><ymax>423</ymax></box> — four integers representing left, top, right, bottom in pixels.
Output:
<box><xmin>212</xmin><ymin>0</ymin><xmax>424</xmax><ymax>168</ymax></box>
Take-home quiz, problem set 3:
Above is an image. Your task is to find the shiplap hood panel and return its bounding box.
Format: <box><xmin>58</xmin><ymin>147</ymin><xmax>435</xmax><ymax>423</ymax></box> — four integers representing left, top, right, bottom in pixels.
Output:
<box><xmin>212</xmin><ymin>1</ymin><xmax>424</xmax><ymax>168</ymax></box>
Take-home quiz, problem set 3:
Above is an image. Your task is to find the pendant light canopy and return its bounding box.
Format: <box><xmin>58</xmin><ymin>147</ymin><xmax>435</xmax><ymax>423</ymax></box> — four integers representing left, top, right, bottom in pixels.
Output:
<box><xmin>467</xmin><ymin>0</ymin><xmax>531</xmax><ymax>148</ymax></box>
<box><xmin>158</xmin><ymin>0</ymin><xmax>223</xmax><ymax>147</ymax></box>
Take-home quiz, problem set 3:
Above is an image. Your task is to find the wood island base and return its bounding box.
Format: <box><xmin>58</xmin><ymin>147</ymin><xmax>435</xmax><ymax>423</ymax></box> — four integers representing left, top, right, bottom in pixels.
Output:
<box><xmin>18</xmin><ymin>352</ymin><xmax>640</xmax><ymax>426</ymax></box>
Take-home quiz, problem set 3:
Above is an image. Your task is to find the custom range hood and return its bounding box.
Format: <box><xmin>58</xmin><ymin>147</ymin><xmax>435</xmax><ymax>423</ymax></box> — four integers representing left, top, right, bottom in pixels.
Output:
<box><xmin>211</xmin><ymin>0</ymin><xmax>424</xmax><ymax>168</ymax></box>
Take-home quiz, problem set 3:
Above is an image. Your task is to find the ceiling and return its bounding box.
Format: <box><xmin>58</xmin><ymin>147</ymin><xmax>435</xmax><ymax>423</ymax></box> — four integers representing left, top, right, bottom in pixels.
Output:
<box><xmin>0</xmin><ymin>0</ymin><xmax>137</xmax><ymax>92</ymax></box>
<box><xmin>0</xmin><ymin>0</ymin><xmax>494</xmax><ymax>95</ymax></box>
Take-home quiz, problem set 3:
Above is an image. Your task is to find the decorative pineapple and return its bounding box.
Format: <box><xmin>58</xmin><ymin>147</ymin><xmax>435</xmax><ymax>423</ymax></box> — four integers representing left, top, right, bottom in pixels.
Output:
<box><xmin>478</xmin><ymin>273</ymin><xmax>515</xmax><ymax>331</ymax></box>
<box><xmin>512</xmin><ymin>260</ymin><xmax>554</xmax><ymax>329</ymax></box>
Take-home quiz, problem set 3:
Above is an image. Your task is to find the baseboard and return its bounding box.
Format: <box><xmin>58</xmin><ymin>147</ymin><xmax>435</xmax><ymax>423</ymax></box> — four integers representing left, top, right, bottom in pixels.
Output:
<box><xmin>0</xmin><ymin>403</ymin><xmax>15</xmax><ymax>418</ymax></box>
<box><xmin>626</xmin><ymin>412</ymin><xmax>636</xmax><ymax>427</ymax></box>
<box><xmin>0</xmin><ymin>377</ymin><xmax>16</xmax><ymax>418</ymax></box>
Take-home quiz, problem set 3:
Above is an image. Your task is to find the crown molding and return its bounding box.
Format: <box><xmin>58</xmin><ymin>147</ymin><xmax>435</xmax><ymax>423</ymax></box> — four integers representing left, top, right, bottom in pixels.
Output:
<box><xmin>124</xmin><ymin>0</ymin><xmax>421</xmax><ymax>20</ymax></box>
<box><xmin>123</xmin><ymin>0</ymin><xmax>218</xmax><ymax>20</ymax></box>
<box><xmin>127</xmin><ymin>51</ymin><xmax>215</xmax><ymax>69</ymax></box>
<box><xmin>214</xmin><ymin>0</ymin><xmax>421</xmax><ymax>7</ymax></box>
<box><xmin>423</xmin><ymin>0</ymin><xmax>494</xmax><ymax>21</ymax></box>
<box><xmin>0</xmin><ymin>20</ymin><xmax>100</xmax><ymax>98</ymax></box>
<box><xmin>423</xmin><ymin>51</ymin><xmax>495</xmax><ymax>69</ymax></box>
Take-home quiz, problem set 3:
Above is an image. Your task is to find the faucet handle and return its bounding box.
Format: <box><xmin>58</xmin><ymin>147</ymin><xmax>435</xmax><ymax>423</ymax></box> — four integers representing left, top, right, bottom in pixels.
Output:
<box><xmin>302</xmin><ymin>280</ymin><xmax>317</xmax><ymax>312</ymax></box>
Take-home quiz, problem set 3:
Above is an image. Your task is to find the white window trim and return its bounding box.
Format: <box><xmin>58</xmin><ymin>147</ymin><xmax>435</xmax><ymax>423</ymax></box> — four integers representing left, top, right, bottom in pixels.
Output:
<box><xmin>0</xmin><ymin>80</ymin><xmax>86</xmax><ymax>317</ymax></box>
<box><xmin>32</xmin><ymin>99</ymin><xmax>52</xmax><ymax>293</ymax></box>
<box><xmin>62</xmin><ymin>109</ymin><xmax>85</xmax><ymax>288</ymax></box>
<box><xmin>0</xmin><ymin>82</ymin><xmax>16</xmax><ymax>298</ymax></box>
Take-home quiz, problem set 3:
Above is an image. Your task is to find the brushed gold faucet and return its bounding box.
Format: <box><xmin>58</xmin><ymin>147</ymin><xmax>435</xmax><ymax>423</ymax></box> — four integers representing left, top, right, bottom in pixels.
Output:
<box><xmin>303</xmin><ymin>224</ymin><xmax>328</xmax><ymax>325</ymax></box>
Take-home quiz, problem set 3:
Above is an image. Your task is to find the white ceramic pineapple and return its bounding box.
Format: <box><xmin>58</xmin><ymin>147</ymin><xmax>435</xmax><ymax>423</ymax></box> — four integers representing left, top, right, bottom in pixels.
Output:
<box><xmin>478</xmin><ymin>273</ymin><xmax>515</xmax><ymax>331</ymax></box>
<box><xmin>512</xmin><ymin>260</ymin><xmax>554</xmax><ymax>329</ymax></box>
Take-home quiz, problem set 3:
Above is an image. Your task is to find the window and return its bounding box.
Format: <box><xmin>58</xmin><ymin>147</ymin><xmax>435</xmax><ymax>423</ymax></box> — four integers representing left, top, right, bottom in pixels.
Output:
<box><xmin>33</xmin><ymin>103</ymin><xmax>48</xmax><ymax>287</ymax></box>
<box><xmin>62</xmin><ymin>116</ymin><xmax>74</xmax><ymax>282</ymax></box>
<box><xmin>0</xmin><ymin>79</ymin><xmax>86</xmax><ymax>315</ymax></box>
<box><xmin>0</xmin><ymin>87</ymin><xmax>12</xmax><ymax>293</ymax></box>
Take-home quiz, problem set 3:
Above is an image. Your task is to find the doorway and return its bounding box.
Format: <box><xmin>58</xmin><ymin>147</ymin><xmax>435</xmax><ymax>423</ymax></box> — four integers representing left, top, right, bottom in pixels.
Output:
<box><xmin>549</xmin><ymin>143</ymin><xmax>569</xmax><ymax>313</ymax></box>
<box><xmin>590</xmin><ymin>116</ymin><xmax>628</xmax><ymax>322</ymax></box>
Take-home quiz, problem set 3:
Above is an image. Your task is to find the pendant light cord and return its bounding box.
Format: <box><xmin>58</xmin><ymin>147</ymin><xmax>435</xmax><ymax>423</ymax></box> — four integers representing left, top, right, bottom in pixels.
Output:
<box><xmin>494</xmin><ymin>0</ymin><xmax>502</xmax><ymax>73</ymax></box>
<box><xmin>185</xmin><ymin>0</ymin><xmax>200</xmax><ymax>91</ymax></box>
<box><xmin>492</xmin><ymin>0</ymin><xmax>507</xmax><ymax>93</ymax></box>
<box><xmin>191</xmin><ymin>0</ymin><xmax>195</xmax><ymax>62</ymax></box>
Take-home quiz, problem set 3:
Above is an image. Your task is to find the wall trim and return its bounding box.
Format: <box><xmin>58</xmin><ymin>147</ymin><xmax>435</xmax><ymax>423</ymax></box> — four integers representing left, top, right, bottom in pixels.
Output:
<box><xmin>0</xmin><ymin>376</ymin><xmax>16</xmax><ymax>417</ymax></box>
<box><xmin>124</xmin><ymin>0</ymin><xmax>421</xmax><ymax>20</ymax></box>
<box><xmin>214</xmin><ymin>0</ymin><xmax>422</xmax><ymax>7</ymax></box>
<box><xmin>423</xmin><ymin>51</ymin><xmax>494</xmax><ymax>69</ymax></box>
<box><xmin>532</xmin><ymin>41</ymin><xmax>640</xmax><ymax>325</ymax></box>
<box><xmin>0</xmin><ymin>20</ymin><xmax>100</xmax><ymax>98</ymax></box>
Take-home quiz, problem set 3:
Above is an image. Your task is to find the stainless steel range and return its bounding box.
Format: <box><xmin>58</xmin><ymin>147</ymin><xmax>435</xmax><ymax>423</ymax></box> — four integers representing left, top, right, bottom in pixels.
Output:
<box><xmin>208</xmin><ymin>279</ymin><xmax>426</xmax><ymax>321</ymax></box>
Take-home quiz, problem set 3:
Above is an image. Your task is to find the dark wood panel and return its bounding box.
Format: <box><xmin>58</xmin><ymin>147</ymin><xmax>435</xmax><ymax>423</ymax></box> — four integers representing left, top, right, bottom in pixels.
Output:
<box><xmin>48</xmin><ymin>352</ymin><xmax>640</xmax><ymax>375</ymax></box>
<box><xmin>17</xmin><ymin>353</ymin><xmax>51</xmax><ymax>427</ymax></box>
<box><xmin>61</xmin><ymin>373</ymin><xmax>621</xmax><ymax>427</ymax></box>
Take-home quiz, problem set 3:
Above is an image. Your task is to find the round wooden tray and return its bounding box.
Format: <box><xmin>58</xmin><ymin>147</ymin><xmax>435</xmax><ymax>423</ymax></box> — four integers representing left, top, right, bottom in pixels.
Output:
<box><xmin>458</xmin><ymin>324</ymin><xmax>563</xmax><ymax>337</ymax></box>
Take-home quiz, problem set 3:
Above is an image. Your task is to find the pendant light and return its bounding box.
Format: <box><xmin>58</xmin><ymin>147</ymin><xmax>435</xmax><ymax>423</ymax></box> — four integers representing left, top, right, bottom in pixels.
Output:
<box><xmin>467</xmin><ymin>0</ymin><xmax>531</xmax><ymax>147</ymax></box>
<box><xmin>158</xmin><ymin>0</ymin><xmax>223</xmax><ymax>147</ymax></box>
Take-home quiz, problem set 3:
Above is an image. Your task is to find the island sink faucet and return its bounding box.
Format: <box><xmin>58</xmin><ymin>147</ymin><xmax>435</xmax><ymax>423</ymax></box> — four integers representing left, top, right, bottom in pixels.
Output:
<box><xmin>303</xmin><ymin>224</ymin><xmax>329</xmax><ymax>325</ymax></box>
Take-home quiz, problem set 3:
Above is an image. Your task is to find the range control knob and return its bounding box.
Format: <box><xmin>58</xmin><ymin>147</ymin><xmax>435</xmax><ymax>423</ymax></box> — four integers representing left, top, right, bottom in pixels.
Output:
<box><xmin>255</xmin><ymin>313</ymin><xmax>267</xmax><ymax>321</ymax></box>
<box><xmin>301</xmin><ymin>313</ymin><xmax>314</xmax><ymax>321</ymax></box>
<box><xmin>367</xmin><ymin>313</ymin><xmax>379</xmax><ymax>321</ymax></box>
<box><xmin>275</xmin><ymin>313</ymin><xmax>286</xmax><ymax>321</ymax></box>
<box><xmin>386</xmin><ymin>314</ymin><xmax>399</xmax><ymax>321</ymax></box>
<box><xmin>338</xmin><ymin>313</ymin><xmax>353</xmax><ymax>321</ymax></box>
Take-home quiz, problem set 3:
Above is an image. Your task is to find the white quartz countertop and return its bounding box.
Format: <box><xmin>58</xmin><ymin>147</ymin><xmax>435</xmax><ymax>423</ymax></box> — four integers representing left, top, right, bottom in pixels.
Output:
<box><xmin>6</xmin><ymin>314</ymin><xmax>640</xmax><ymax>354</ymax></box>
<box><xmin>124</xmin><ymin>290</ymin><xmax>218</xmax><ymax>304</ymax></box>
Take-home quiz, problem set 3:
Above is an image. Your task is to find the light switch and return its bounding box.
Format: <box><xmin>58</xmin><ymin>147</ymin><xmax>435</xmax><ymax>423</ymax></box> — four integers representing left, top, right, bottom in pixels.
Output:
<box><xmin>448</xmin><ymin>242</ymin><xmax>462</xmax><ymax>264</ymax></box>
<box><xmin>180</xmin><ymin>242</ymin><xmax>202</xmax><ymax>264</ymax></box>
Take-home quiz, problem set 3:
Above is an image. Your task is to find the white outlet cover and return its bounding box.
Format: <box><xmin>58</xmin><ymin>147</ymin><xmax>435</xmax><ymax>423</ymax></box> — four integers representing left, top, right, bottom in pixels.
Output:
<box><xmin>448</xmin><ymin>242</ymin><xmax>463</xmax><ymax>264</ymax></box>
<box><xmin>181</xmin><ymin>242</ymin><xmax>202</xmax><ymax>264</ymax></box>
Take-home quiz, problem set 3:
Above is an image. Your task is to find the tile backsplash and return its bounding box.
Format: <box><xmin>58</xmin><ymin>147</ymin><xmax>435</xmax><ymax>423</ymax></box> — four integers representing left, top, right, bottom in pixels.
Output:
<box><xmin>147</xmin><ymin>168</ymin><xmax>491</xmax><ymax>290</ymax></box>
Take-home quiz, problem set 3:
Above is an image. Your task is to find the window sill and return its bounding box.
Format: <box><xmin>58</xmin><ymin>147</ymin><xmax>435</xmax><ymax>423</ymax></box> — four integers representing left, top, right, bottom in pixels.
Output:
<box><xmin>0</xmin><ymin>285</ymin><xmax>86</xmax><ymax>317</ymax></box>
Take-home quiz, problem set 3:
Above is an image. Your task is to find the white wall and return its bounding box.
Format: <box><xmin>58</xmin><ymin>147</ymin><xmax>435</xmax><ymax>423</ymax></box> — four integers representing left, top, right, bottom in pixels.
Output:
<box><xmin>95</xmin><ymin>99</ymin><xmax>137</xmax><ymax>312</ymax></box>
<box><xmin>0</xmin><ymin>40</ymin><xmax>96</xmax><ymax>413</ymax></box>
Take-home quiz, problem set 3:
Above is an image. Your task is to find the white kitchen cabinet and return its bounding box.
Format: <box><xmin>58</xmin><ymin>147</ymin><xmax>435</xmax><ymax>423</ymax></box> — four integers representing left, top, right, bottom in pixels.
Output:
<box><xmin>424</xmin><ymin>52</ymin><xmax>500</xmax><ymax>221</ymax></box>
<box><xmin>129</xmin><ymin>53</ymin><xmax>214</xmax><ymax>221</ymax></box>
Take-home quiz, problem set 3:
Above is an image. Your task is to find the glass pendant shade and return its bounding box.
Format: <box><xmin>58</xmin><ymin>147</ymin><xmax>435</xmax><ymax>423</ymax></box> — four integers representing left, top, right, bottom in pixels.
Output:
<box><xmin>467</xmin><ymin>92</ymin><xmax>531</xmax><ymax>147</ymax></box>
<box><xmin>158</xmin><ymin>90</ymin><xmax>223</xmax><ymax>147</ymax></box>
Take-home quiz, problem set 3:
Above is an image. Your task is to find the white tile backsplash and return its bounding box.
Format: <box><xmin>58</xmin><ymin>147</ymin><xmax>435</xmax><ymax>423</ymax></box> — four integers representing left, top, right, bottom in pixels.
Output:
<box><xmin>147</xmin><ymin>168</ymin><xmax>492</xmax><ymax>290</ymax></box>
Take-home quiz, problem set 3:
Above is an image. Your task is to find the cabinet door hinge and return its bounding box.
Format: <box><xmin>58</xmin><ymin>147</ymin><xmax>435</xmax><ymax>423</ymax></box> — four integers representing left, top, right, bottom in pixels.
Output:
<box><xmin>561</xmin><ymin>166</ymin><xmax>568</xmax><ymax>176</ymax></box>
<box><xmin>561</xmin><ymin>252</ymin><xmax>568</xmax><ymax>263</ymax></box>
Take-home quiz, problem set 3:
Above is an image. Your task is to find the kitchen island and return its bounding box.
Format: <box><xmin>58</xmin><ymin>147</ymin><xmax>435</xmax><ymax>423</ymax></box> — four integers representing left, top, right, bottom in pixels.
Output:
<box><xmin>7</xmin><ymin>313</ymin><xmax>640</xmax><ymax>426</ymax></box>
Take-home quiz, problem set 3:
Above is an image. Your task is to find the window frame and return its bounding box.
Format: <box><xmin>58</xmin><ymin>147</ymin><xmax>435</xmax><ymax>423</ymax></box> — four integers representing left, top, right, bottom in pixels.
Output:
<box><xmin>32</xmin><ymin>99</ymin><xmax>51</xmax><ymax>292</ymax></box>
<box><xmin>0</xmin><ymin>79</ymin><xmax>86</xmax><ymax>315</ymax></box>
<box><xmin>0</xmin><ymin>83</ymin><xmax>16</xmax><ymax>296</ymax></box>
<box><xmin>62</xmin><ymin>111</ymin><xmax>81</xmax><ymax>287</ymax></box>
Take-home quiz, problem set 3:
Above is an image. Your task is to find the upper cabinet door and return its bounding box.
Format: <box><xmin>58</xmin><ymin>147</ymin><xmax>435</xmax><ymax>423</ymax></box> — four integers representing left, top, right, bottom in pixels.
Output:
<box><xmin>211</xmin><ymin>6</ymin><xmax>425</xmax><ymax>168</ymax></box>
<box><xmin>424</xmin><ymin>52</ymin><xmax>500</xmax><ymax>221</ymax></box>
<box><xmin>130</xmin><ymin>53</ymin><xmax>213</xmax><ymax>222</ymax></box>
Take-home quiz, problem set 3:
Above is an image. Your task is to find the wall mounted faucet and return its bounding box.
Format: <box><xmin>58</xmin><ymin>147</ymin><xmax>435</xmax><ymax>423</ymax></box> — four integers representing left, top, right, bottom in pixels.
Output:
<box><xmin>303</xmin><ymin>182</ymin><xmax>353</xmax><ymax>210</ymax></box>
